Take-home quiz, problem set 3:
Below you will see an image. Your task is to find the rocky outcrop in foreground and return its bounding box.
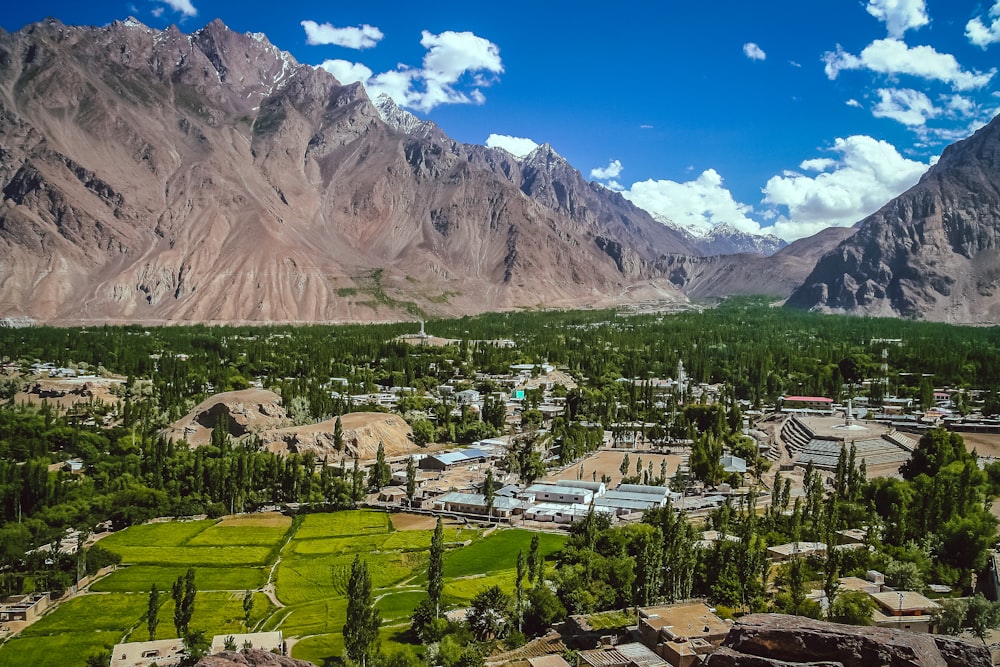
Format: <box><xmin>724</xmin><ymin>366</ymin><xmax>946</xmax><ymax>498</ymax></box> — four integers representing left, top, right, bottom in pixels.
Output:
<box><xmin>197</xmin><ymin>648</ymin><xmax>316</xmax><ymax>667</ymax></box>
<box><xmin>705</xmin><ymin>614</ymin><xmax>990</xmax><ymax>667</ymax></box>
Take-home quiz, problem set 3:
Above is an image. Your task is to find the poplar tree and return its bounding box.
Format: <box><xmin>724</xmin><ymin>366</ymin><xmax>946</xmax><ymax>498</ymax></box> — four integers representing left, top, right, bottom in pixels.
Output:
<box><xmin>405</xmin><ymin>455</ymin><xmax>417</xmax><ymax>508</ymax></box>
<box><xmin>527</xmin><ymin>533</ymin><xmax>541</xmax><ymax>584</ymax></box>
<box><xmin>147</xmin><ymin>584</ymin><xmax>159</xmax><ymax>641</ymax></box>
<box><xmin>344</xmin><ymin>556</ymin><xmax>380</xmax><ymax>667</ymax></box>
<box><xmin>428</xmin><ymin>517</ymin><xmax>444</xmax><ymax>617</ymax></box>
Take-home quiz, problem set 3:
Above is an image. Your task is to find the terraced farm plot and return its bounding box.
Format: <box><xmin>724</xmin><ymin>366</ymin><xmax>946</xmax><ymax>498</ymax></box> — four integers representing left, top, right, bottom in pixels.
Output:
<box><xmin>107</xmin><ymin>544</ymin><xmax>274</xmax><ymax>566</ymax></box>
<box><xmin>0</xmin><ymin>594</ymin><xmax>148</xmax><ymax>667</ymax></box>
<box><xmin>0</xmin><ymin>632</ymin><xmax>121</xmax><ymax>667</ymax></box>
<box><xmin>136</xmin><ymin>591</ymin><xmax>274</xmax><ymax>640</ymax></box>
<box><xmin>293</xmin><ymin>510</ymin><xmax>390</xmax><ymax>539</ymax></box>
<box><xmin>98</xmin><ymin>520</ymin><xmax>212</xmax><ymax>549</ymax></box>
<box><xmin>414</xmin><ymin>529</ymin><xmax>566</xmax><ymax>581</ymax></box>
<box><xmin>289</xmin><ymin>526</ymin><xmax>475</xmax><ymax>556</ymax></box>
<box><xmin>277</xmin><ymin>550</ymin><xmax>428</xmax><ymax>604</ymax></box>
<box><xmin>19</xmin><ymin>593</ymin><xmax>148</xmax><ymax>636</ymax></box>
<box><xmin>90</xmin><ymin>564</ymin><xmax>268</xmax><ymax>593</ymax></box>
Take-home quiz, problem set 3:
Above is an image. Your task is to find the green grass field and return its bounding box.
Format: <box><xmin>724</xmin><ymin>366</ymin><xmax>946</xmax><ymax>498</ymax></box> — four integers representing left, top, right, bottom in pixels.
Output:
<box><xmin>98</xmin><ymin>520</ymin><xmax>213</xmax><ymax>548</ymax></box>
<box><xmin>293</xmin><ymin>511</ymin><xmax>390</xmax><ymax>539</ymax></box>
<box><xmin>0</xmin><ymin>510</ymin><xmax>570</xmax><ymax>667</ymax></box>
<box><xmin>90</xmin><ymin>565</ymin><xmax>269</xmax><ymax>592</ymax></box>
<box><xmin>412</xmin><ymin>529</ymin><xmax>566</xmax><ymax>582</ymax></box>
<box><xmin>0</xmin><ymin>632</ymin><xmax>121</xmax><ymax>667</ymax></box>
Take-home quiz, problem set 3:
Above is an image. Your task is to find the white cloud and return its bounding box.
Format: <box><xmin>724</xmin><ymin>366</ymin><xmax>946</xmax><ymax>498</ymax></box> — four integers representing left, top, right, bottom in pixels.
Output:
<box><xmin>823</xmin><ymin>38</ymin><xmax>994</xmax><ymax>91</ymax></box>
<box><xmin>743</xmin><ymin>42</ymin><xmax>766</xmax><ymax>61</ymax></box>
<box><xmin>872</xmin><ymin>87</ymin><xmax>939</xmax><ymax>126</ymax></box>
<box><xmin>301</xmin><ymin>20</ymin><xmax>384</xmax><ymax>49</ymax></box>
<box><xmin>318</xmin><ymin>59</ymin><xmax>374</xmax><ymax>85</ymax></box>
<box><xmin>161</xmin><ymin>0</ymin><xmax>196</xmax><ymax>17</ymax></box>
<box><xmin>622</xmin><ymin>169</ymin><xmax>762</xmax><ymax>236</ymax></box>
<box><xmin>967</xmin><ymin>2</ymin><xmax>1000</xmax><ymax>48</ymax></box>
<box><xmin>846</xmin><ymin>98</ymin><xmax>863</xmax><ymax>108</ymax></box>
<box><xmin>485</xmin><ymin>134</ymin><xmax>539</xmax><ymax>157</ymax></box>
<box><xmin>590</xmin><ymin>159</ymin><xmax>623</xmax><ymax>180</ymax></box>
<box><xmin>866</xmin><ymin>0</ymin><xmax>928</xmax><ymax>38</ymax></box>
<box><xmin>311</xmin><ymin>30</ymin><xmax>503</xmax><ymax>113</ymax></box>
<box><xmin>762</xmin><ymin>135</ymin><xmax>930</xmax><ymax>240</ymax></box>
<box><xmin>414</xmin><ymin>31</ymin><xmax>503</xmax><ymax>111</ymax></box>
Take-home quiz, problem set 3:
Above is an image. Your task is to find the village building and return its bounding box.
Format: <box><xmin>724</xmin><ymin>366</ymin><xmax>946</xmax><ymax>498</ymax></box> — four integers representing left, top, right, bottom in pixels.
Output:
<box><xmin>0</xmin><ymin>593</ymin><xmax>50</xmax><ymax>624</ymax></box>
<box><xmin>636</xmin><ymin>602</ymin><xmax>730</xmax><ymax>667</ymax></box>
<box><xmin>766</xmin><ymin>541</ymin><xmax>828</xmax><ymax>562</ymax></box>
<box><xmin>869</xmin><ymin>591</ymin><xmax>939</xmax><ymax>633</ymax></box>
<box><xmin>577</xmin><ymin>642</ymin><xmax>668</xmax><ymax>667</ymax></box>
<box><xmin>519</xmin><ymin>483</ymin><xmax>595</xmax><ymax>505</ymax></box>
<box><xmin>430</xmin><ymin>492</ymin><xmax>526</xmax><ymax>518</ymax></box>
<box><xmin>109</xmin><ymin>638</ymin><xmax>185</xmax><ymax>667</ymax></box>
<box><xmin>418</xmin><ymin>449</ymin><xmax>490</xmax><ymax>471</ymax></box>
<box><xmin>780</xmin><ymin>396</ymin><xmax>834</xmax><ymax>412</ymax></box>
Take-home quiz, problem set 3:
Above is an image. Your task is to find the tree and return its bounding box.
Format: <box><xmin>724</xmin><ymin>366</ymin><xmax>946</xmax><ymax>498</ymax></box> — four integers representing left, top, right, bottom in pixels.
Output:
<box><xmin>172</xmin><ymin>574</ymin><xmax>185</xmax><ymax>637</ymax></box>
<box><xmin>620</xmin><ymin>453</ymin><xmax>630</xmax><ymax>478</ymax></box>
<box><xmin>515</xmin><ymin>550</ymin><xmax>526</xmax><ymax>631</ymax></box>
<box><xmin>411</xmin><ymin>419</ymin><xmax>434</xmax><ymax>447</ymax></box>
<box><xmin>965</xmin><ymin>594</ymin><xmax>1000</xmax><ymax>643</ymax></box>
<box><xmin>468</xmin><ymin>585</ymin><xmax>512</xmax><ymax>641</ymax></box>
<box><xmin>829</xmin><ymin>590</ymin><xmax>876</xmax><ymax>626</ymax></box>
<box><xmin>523</xmin><ymin>583</ymin><xmax>566</xmax><ymax>636</ymax></box>
<box><xmin>527</xmin><ymin>534</ymin><xmax>541</xmax><ymax>584</ymax></box>
<box><xmin>180</xmin><ymin>568</ymin><xmax>196</xmax><ymax>636</ymax></box>
<box><xmin>147</xmin><ymin>584</ymin><xmax>160</xmax><ymax>640</ymax></box>
<box><xmin>484</xmin><ymin>468</ymin><xmax>495</xmax><ymax>522</ymax></box>
<box><xmin>368</xmin><ymin>441</ymin><xmax>391</xmax><ymax>491</ymax></box>
<box><xmin>344</xmin><ymin>556</ymin><xmax>381</xmax><ymax>667</ymax></box>
<box><xmin>334</xmin><ymin>415</ymin><xmax>344</xmax><ymax>451</ymax></box>
<box><xmin>934</xmin><ymin>598</ymin><xmax>970</xmax><ymax>636</ymax></box>
<box><xmin>405</xmin><ymin>456</ymin><xmax>417</xmax><ymax>507</ymax></box>
<box><xmin>428</xmin><ymin>517</ymin><xmax>445</xmax><ymax>617</ymax></box>
<box><xmin>243</xmin><ymin>590</ymin><xmax>254</xmax><ymax>630</ymax></box>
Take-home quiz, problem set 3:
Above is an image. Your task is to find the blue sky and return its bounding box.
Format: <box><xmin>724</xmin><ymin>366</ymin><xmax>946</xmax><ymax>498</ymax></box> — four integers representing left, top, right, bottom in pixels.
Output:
<box><xmin>4</xmin><ymin>0</ymin><xmax>1000</xmax><ymax>240</ymax></box>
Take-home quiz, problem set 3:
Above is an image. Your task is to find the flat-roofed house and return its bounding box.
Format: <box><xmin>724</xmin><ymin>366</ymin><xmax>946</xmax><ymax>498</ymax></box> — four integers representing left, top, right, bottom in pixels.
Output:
<box><xmin>635</xmin><ymin>602</ymin><xmax>730</xmax><ymax>667</ymax></box>
<box><xmin>766</xmin><ymin>541</ymin><xmax>827</xmax><ymax>561</ymax></box>
<box><xmin>869</xmin><ymin>591</ymin><xmax>939</xmax><ymax>633</ymax></box>
<box><xmin>418</xmin><ymin>449</ymin><xmax>490</xmax><ymax>471</ymax></box>
<box><xmin>520</xmin><ymin>483</ymin><xmax>594</xmax><ymax>505</ymax></box>
<box><xmin>431</xmin><ymin>492</ymin><xmax>526</xmax><ymax>518</ymax></box>
<box><xmin>577</xmin><ymin>642</ymin><xmax>668</xmax><ymax>667</ymax></box>
<box><xmin>110</xmin><ymin>639</ymin><xmax>185</xmax><ymax>667</ymax></box>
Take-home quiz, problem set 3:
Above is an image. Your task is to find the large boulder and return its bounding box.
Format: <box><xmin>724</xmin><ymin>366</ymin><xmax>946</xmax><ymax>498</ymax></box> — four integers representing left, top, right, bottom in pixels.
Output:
<box><xmin>705</xmin><ymin>614</ymin><xmax>990</xmax><ymax>667</ymax></box>
<box><xmin>196</xmin><ymin>648</ymin><xmax>316</xmax><ymax>667</ymax></box>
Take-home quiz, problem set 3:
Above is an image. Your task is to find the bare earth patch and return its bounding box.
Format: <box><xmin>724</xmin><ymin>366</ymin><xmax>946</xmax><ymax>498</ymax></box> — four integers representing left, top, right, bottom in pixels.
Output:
<box><xmin>545</xmin><ymin>449</ymin><xmax>683</xmax><ymax>486</ymax></box>
<box><xmin>216</xmin><ymin>512</ymin><xmax>292</xmax><ymax>530</ymax></box>
<box><xmin>960</xmin><ymin>431</ymin><xmax>1000</xmax><ymax>458</ymax></box>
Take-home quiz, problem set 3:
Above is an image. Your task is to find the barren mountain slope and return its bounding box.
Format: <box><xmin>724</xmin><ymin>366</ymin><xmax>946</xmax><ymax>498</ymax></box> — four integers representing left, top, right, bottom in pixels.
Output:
<box><xmin>660</xmin><ymin>226</ymin><xmax>857</xmax><ymax>299</ymax></box>
<box><xmin>787</xmin><ymin>113</ymin><xmax>1000</xmax><ymax>323</ymax></box>
<box><xmin>0</xmin><ymin>18</ymin><xmax>693</xmax><ymax>323</ymax></box>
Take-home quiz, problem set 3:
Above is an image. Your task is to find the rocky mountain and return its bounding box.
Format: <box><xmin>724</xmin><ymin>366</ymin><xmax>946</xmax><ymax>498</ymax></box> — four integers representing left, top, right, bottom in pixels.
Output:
<box><xmin>0</xmin><ymin>18</ymin><xmax>697</xmax><ymax>324</ymax></box>
<box><xmin>696</xmin><ymin>223</ymin><xmax>787</xmax><ymax>256</ymax></box>
<box><xmin>652</xmin><ymin>214</ymin><xmax>787</xmax><ymax>257</ymax></box>
<box><xmin>787</xmin><ymin>112</ymin><xmax>1000</xmax><ymax>323</ymax></box>
<box><xmin>660</xmin><ymin>226</ymin><xmax>855</xmax><ymax>299</ymax></box>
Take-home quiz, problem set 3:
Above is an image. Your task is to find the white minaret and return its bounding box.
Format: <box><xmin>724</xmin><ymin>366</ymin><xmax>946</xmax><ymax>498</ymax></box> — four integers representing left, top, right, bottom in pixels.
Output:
<box><xmin>419</xmin><ymin>320</ymin><xmax>427</xmax><ymax>338</ymax></box>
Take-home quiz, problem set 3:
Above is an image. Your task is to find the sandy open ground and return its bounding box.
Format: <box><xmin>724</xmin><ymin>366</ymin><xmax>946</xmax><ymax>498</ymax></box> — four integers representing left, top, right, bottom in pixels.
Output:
<box><xmin>389</xmin><ymin>513</ymin><xmax>463</xmax><ymax>531</ymax></box>
<box><xmin>544</xmin><ymin>448</ymin><xmax>685</xmax><ymax>487</ymax></box>
<box><xmin>217</xmin><ymin>512</ymin><xmax>291</xmax><ymax>529</ymax></box>
<box><xmin>959</xmin><ymin>431</ymin><xmax>1000</xmax><ymax>458</ymax></box>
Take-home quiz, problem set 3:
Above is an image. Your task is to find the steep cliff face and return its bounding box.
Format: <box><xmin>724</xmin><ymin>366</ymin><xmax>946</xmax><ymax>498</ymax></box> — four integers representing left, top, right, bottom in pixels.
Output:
<box><xmin>706</xmin><ymin>614</ymin><xmax>991</xmax><ymax>667</ymax></box>
<box><xmin>0</xmin><ymin>18</ymin><xmax>691</xmax><ymax>324</ymax></box>
<box><xmin>786</xmin><ymin>114</ymin><xmax>1000</xmax><ymax>323</ymax></box>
